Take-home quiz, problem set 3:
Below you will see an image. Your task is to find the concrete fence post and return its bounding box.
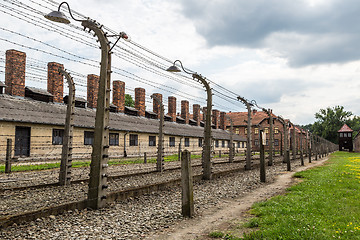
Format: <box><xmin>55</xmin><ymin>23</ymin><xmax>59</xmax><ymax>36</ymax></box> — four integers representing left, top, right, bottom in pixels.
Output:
<box><xmin>144</xmin><ymin>152</ymin><xmax>147</xmax><ymax>164</ymax></box>
<box><xmin>5</xmin><ymin>139</ymin><xmax>12</xmax><ymax>173</ymax></box>
<box><xmin>260</xmin><ymin>130</ymin><xmax>266</xmax><ymax>183</ymax></box>
<box><xmin>181</xmin><ymin>150</ymin><xmax>194</xmax><ymax>218</ymax></box>
<box><xmin>286</xmin><ymin>149</ymin><xmax>291</xmax><ymax>171</ymax></box>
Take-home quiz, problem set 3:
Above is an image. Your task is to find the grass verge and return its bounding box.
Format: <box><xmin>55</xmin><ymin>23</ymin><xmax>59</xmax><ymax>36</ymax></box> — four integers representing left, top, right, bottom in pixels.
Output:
<box><xmin>215</xmin><ymin>151</ymin><xmax>360</xmax><ymax>239</ymax></box>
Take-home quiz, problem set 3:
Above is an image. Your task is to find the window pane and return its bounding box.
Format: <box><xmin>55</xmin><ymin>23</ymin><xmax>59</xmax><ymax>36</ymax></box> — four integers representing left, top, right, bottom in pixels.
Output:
<box><xmin>149</xmin><ymin>136</ymin><xmax>156</xmax><ymax>146</ymax></box>
<box><xmin>52</xmin><ymin>129</ymin><xmax>64</xmax><ymax>145</ymax></box>
<box><xmin>84</xmin><ymin>131</ymin><xmax>94</xmax><ymax>145</ymax></box>
<box><xmin>198</xmin><ymin>138</ymin><xmax>203</xmax><ymax>147</ymax></box>
<box><xmin>185</xmin><ymin>138</ymin><xmax>190</xmax><ymax>147</ymax></box>
<box><xmin>130</xmin><ymin>134</ymin><xmax>138</xmax><ymax>146</ymax></box>
<box><xmin>109</xmin><ymin>133</ymin><xmax>119</xmax><ymax>146</ymax></box>
<box><xmin>169</xmin><ymin>137</ymin><xmax>175</xmax><ymax>147</ymax></box>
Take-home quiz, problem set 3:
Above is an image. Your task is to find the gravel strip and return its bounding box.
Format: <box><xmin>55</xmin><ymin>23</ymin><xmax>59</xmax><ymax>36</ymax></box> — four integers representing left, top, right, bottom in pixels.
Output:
<box><xmin>0</xmin><ymin>156</ymin><xmax>244</xmax><ymax>189</ymax></box>
<box><xmin>0</xmin><ymin>156</ymin><xmax>311</xmax><ymax>239</ymax></box>
<box><xmin>0</xmin><ymin>157</ymin><xmax>246</xmax><ymax>217</ymax></box>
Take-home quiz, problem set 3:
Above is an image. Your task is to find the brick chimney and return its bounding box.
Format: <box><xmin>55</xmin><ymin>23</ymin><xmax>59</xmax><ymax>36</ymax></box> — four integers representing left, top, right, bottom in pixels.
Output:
<box><xmin>47</xmin><ymin>62</ymin><xmax>64</xmax><ymax>103</ymax></box>
<box><xmin>87</xmin><ymin>74</ymin><xmax>99</xmax><ymax>108</ymax></box>
<box><xmin>212</xmin><ymin>109</ymin><xmax>220</xmax><ymax>129</ymax></box>
<box><xmin>181</xmin><ymin>100</ymin><xmax>189</xmax><ymax>124</ymax></box>
<box><xmin>152</xmin><ymin>93</ymin><xmax>162</xmax><ymax>119</ymax></box>
<box><xmin>193</xmin><ymin>104</ymin><xmax>200</xmax><ymax>126</ymax></box>
<box><xmin>168</xmin><ymin>96</ymin><xmax>176</xmax><ymax>122</ymax></box>
<box><xmin>113</xmin><ymin>80</ymin><xmax>125</xmax><ymax>113</ymax></box>
<box><xmin>5</xmin><ymin>49</ymin><xmax>26</xmax><ymax>97</ymax></box>
<box><xmin>135</xmin><ymin>87</ymin><xmax>145</xmax><ymax>117</ymax></box>
<box><xmin>220</xmin><ymin>112</ymin><xmax>226</xmax><ymax>130</ymax></box>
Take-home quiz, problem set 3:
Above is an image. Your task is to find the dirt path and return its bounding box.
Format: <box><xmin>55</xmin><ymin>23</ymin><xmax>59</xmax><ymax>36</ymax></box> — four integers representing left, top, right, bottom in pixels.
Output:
<box><xmin>151</xmin><ymin>157</ymin><xmax>329</xmax><ymax>240</ymax></box>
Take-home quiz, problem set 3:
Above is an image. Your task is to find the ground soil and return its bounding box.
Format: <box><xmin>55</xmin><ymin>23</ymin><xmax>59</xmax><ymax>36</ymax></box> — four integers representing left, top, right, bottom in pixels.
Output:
<box><xmin>150</xmin><ymin>157</ymin><xmax>329</xmax><ymax>240</ymax></box>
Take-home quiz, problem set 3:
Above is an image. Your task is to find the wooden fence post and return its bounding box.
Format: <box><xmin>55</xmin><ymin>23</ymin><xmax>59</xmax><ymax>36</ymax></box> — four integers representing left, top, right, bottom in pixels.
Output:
<box><xmin>181</xmin><ymin>150</ymin><xmax>194</xmax><ymax>218</ymax></box>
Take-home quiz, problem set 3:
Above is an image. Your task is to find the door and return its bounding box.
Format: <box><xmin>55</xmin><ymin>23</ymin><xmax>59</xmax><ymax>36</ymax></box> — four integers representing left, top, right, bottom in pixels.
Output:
<box><xmin>15</xmin><ymin>126</ymin><xmax>31</xmax><ymax>157</ymax></box>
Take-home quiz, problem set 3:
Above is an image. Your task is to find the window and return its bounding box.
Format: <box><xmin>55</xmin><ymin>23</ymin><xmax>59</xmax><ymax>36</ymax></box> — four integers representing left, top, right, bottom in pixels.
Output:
<box><xmin>198</xmin><ymin>138</ymin><xmax>203</xmax><ymax>147</ymax></box>
<box><xmin>52</xmin><ymin>129</ymin><xmax>64</xmax><ymax>145</ymax></box>
<box><xmin>169</xmin><ymin>137</ymin><xmax>175</xmax><ymax>147</ymax></box>
<box><xmin>237</xmin><ymin>142</ymin><xmax>240</xmax><ymax>148</ymax></box>
<box><xmin>84</xmin><ymin>131</ymin><xmax>94</xmax><ymax>145</ymax></box>
<box><xmin>185</xmin><ymin>138</ymin><xmax>190</xmax><ymax>147</ymax></box>
<box><xmin>109</xmin><ymin>133</ymin><xmax>119</xmax><ymax>146</ymax></box>
<box><xmin>235</xmin><ymin>128</ymin><xmax>239</xmax><ymax>134</ymax></box>
<box><xmin>254</xmin><ymin>139</ymin><xmax>259</xmax><ymax>146</ymax></box>
<box><xmin>149</xmin><ymin>136</ymin><xmax>156</xmax><ymax>146</ymax></box>
<box><xmin>266</xmin><ymin>139</ymin><xmax>269</xmax><ymax>145</ymax></box>
<box><xmin>255</xmin><ymin>128</ymin><xmax>259</xmax><ymax>134</ymax></box>
<box><xmin>222</xmin><ymin>140</ymin><xmax>225</xmax><ymax>148</ymax></box>
<box><xmin>274</xmin><ymin>139</ymin><xmax>279</xmax><ymax>146</ymax></box>
<box><xmin>130</xmin><ymin>134</ymin><xmax>138</xmax><ymax>146</ymax></box>
<box><xmin>215</xmin><ymin>140</ymin><xmax>219</xmax><ymax>147</ymax></box>
<box><xmin>340</xmin><ymin>133</ymin><xmax>344</xmax><ymax>137</ymax></box>
<box><xmin>265</xmin><ymin>128</ymin><xmax>269</xmax><ymax>134</ymax></box>
<box><xmin>245</xmin><ymin>128</ymin><xmax>248</xmax><ymax>135</ymax></box>
<box><xmin>242</xmin><ymin>142</ymin><xmax>245</xmax><ymax>148</ymax></box>
<box><xmin>275</xmin><ymin>127</ymin><xmax>279</xmax><ymax>134</ymax></box>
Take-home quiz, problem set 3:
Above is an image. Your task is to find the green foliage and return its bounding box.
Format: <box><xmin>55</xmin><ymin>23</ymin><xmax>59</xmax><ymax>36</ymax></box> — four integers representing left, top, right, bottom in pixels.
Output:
<box><xmin>242</xmin><ymin>152</ymin><xmax>360</xmax><ymax>239</ymax></box>
<box><xmin>209</xmin><ymin>231</ymin><xmax>225</xmax><ymax>238</ymax></box>
<box><xmin>125</xmin><ymin>94</ymin><xmax>135</xmax><ymax>107</ymax></box>
<box><xmin>308</xmin><ymin>106</ymin><xmax>354</xmax><ymax>144</ymax></box>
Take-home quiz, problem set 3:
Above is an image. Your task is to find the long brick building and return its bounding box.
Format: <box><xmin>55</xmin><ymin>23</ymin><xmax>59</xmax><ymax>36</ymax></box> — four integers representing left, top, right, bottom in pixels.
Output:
<box><xmin>0</xmin><ymin>49</ymin><xmax>246</xmax><ymax>160</ymax></box>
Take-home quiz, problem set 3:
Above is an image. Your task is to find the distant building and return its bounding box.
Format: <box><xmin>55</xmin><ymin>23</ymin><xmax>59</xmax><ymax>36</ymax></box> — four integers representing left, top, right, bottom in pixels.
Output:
<box><xmin>338</xmin><ymin>124</ymin><xmax>353</xmax><ymax>151</ymax></box>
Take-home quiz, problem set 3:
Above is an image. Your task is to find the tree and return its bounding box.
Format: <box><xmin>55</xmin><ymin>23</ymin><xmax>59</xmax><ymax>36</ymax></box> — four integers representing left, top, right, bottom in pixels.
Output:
<box><xmin>125</xmin><ymin>94</ymin><xmax>134</xmax><ymax>108</ymax></box>
<box><xmin>311</xmin><ymin>106</ymin><xmax>353</xmax><ymax>144</ymax></box>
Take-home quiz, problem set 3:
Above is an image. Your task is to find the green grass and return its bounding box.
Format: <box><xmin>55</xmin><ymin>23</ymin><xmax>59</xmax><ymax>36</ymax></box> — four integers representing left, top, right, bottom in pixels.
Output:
<box><xmin>238</xmin><ymin>151</ymin><xmax>360</xmax><ymax>239</ymax></box>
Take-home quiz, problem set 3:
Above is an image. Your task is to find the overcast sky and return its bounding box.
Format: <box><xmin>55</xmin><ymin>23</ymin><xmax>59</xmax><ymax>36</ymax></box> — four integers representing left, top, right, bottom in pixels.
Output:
<box><xmin>1</xmin><ymin>0</ymin><xmax>360</xmax><ymax>125</ymax></box>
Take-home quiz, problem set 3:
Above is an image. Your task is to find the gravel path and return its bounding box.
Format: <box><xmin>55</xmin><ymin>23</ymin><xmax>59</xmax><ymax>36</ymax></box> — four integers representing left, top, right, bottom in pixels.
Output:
<box><xmin>0</xmin><ymin>157</ymin><xmax>246</xmax><ymax>217</ymax></box>
<box><xmin>0</xmin><ymin>155</ymin><xmax>310</xmax><ymax>240</ymax></box>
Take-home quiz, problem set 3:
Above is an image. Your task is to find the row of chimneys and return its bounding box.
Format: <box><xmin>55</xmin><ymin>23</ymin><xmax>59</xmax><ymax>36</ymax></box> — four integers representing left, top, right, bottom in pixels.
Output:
<box><xmin>3</xmin><ymin>49</ymin><xmax>227</xmax><ymax>129</ymax></box>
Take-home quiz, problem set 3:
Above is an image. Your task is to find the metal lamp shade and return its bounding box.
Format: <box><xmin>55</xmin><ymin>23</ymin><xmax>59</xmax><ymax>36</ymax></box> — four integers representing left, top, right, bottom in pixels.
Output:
<box><xmin>44</xmin><ymin>11</ymin><xmax>70</xmax><ymax>24</ymax></box>
<box><xmin>166</xmin><ymin>65</ymin><xmax>181</xmax><ymax>72</ymax></box>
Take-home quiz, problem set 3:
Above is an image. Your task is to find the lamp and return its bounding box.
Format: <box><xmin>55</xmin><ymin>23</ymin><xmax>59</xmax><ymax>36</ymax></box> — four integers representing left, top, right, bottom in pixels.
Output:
<box><xmin>166</xmin><ymin>60</ymin><xmax>213</xmax><ymax>180</ymax></box>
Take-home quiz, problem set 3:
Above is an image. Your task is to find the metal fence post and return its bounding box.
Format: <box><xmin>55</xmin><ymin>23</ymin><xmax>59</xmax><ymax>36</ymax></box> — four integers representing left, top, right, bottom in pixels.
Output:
<box><xmin>5</xmin><ymin>139</ymin><xmax>12</xmax><ymax>173</ymax></box>
<box><xmin>181</xmin><ymin>150</ymin><xmax>194</xmax><ymax>218</ymax></box>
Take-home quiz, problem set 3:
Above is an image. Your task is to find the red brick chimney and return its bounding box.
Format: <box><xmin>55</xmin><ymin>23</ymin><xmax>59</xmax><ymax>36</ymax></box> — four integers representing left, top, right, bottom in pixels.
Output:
<box><xmin>135</xmin><ymin>87</ymin><xmax>145</xmax><ymax>117</ymax></box>
<box><xmin>5</xmin><ymin>49</ymin><xmax>26</xmax><ymax>97</ymax></box>
<box><xmin>168</xmin><ymin>96</ymin><xmax>176</xmax><ymax>122</ymax></box>
<box><xmin>152</xmin><ymin>93</ymin><xmax>162</xmax><ymax>119</ymax></box>
<box><xmin>47</xmin><ymin>62</ymin><xmax>64</xmax><ymax>103</ymax></box>
<box><xmin>87</xmin><ymin>74</ymin><xmax>99</xmax><ymax>108</ymax></box>
<box><xmin>181</xmin><ymin>100</ymin><xmax>189</xmax><ymax>124</ymax></box>
<box><xmin>113</xmin><ymin>80</ymin><xmax>125</xmax><ymax>113</ymax></box>
<box><xmin>212</xmin><ymin>109</ymin><xmax>220</xmax><ymax>129</ymax></box>
<box><xmin>220</xmin><ymin>112</ymin><xmax>226</xmax><ymax>130</ymax></box>
<box><xmin>193</xmin><ymin>104</ymin><xmax>200</xmax><ymax>126</ymax></box>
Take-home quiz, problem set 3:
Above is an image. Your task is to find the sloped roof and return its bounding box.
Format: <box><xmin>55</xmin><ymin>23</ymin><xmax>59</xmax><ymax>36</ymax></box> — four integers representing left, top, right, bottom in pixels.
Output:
<box><xmin>25</xmin><ymin>87</ymin><xmax>53</xmax><ymax>97</ymax></box>
<box><xmin>338</xmin><ymin>123</ymin><xmax>353</xmax><ymax>133</ymax></box>
<box><xmin>0</xmin><ymin>94</ymin><xmax>245</xmax><ymax>141</ymax></box>
<box><xmin>226</xmin><ymin>110</ymin><xmax>277</xmax><ymax>126</ymax></box>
